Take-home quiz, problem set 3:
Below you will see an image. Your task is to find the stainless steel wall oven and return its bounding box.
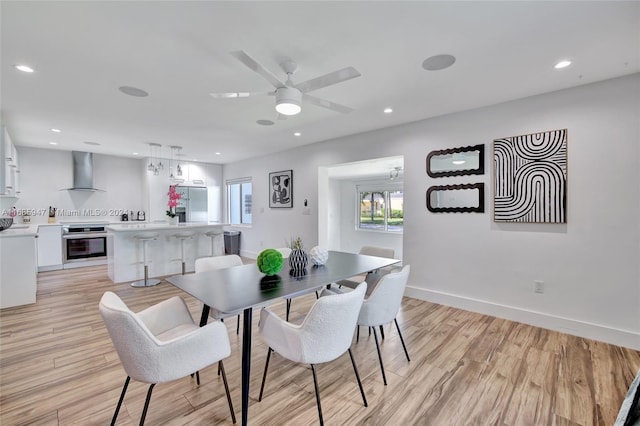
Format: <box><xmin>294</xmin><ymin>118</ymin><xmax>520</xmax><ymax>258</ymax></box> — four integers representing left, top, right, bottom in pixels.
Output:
<box><xmin>62</xmin><ymin>224</ymin><xmax>108</xmax><ymax>266</ymax></box>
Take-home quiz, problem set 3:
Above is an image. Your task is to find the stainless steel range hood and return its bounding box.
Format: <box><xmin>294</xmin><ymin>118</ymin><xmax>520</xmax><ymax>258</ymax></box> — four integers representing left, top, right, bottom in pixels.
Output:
<box><xmin>66</xmin><ymin>151</ymin><xmax>104</xmax><ymax>191</ymax></box>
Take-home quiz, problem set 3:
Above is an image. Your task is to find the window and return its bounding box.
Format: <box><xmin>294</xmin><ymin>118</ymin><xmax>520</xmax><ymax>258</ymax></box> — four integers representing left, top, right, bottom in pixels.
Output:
<box><xmin>358</xmin><ymin>189</ymin><xmax>403</xmax><ymax>232</ymax></box>
<box><xmin>227</xmin><ymin>179</ymin><xmax>252</xmax><ymax>225</ymax></box>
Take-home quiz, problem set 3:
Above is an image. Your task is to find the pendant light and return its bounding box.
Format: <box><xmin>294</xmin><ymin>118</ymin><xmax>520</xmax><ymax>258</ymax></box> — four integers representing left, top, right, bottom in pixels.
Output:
<box><xmin>169</xmin><ymin>145</ymin><xmax>182</xmax><ymax>180</ymax></box>
<box><xmin>148</xmin><ymin>143</ymin><xmax>162</xmax><ymax>174</ymax></box>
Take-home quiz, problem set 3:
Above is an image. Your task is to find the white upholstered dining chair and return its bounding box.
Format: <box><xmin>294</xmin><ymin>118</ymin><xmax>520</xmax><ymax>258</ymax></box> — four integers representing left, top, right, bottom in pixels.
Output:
<box><xmin>195</xmin><ymin>254</ymin><xmax>244</xmax><ymax>334</ymax></box>
<box><xmin>325</xmin><ymin>265</ymin><xmax>411</xmax><ymax>385</ymax></box>
<box><xmin>356</xmin><ymin>264</ymin><xmax>411</xmax><ymax>385</ymax></box>
<box><xmin>258</xmin><ymin>282</ymin><xmax>369</xmax><ymax>426</ymax></box>
<box><xmin>335</xmin><ymin>245</ymin><xmax>396</xmax><ymax>290</ymax></box>
<box><xmin>275</xmin><ymin>247</ymin><xmax>292</xmax><ymax>258</ymax></box>
<box><xmin>99</xmin><ymin>291</ymin><xmax>236</xmax><ymax>425</ymax></box>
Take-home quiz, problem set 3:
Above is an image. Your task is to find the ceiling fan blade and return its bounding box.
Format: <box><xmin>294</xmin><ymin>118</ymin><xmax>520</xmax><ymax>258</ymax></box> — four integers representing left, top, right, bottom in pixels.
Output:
<box><xmin>295</xmin><ymin>66</ymin><xmax>361</xmax><ymax>93</ymax></box>
<box><xmin>209</xmin><ymin>90</ymin><xmax>273</xmax><ymax>99</ymax></box>
<box><xmin>303</xmin><ymin>94</ymin><xmax>355</xmax><ymax>114</ymax></box>
<box><xmin>230</xmin><ymin>50</ymin><xmax>286</xmax><ymax>89</ymax></box>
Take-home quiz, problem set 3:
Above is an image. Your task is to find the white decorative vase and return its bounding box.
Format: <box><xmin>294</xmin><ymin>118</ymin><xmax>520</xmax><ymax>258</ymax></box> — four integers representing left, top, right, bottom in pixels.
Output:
<box><xmin>168</xmin><ymin>216</ymin><xmax>179</xmax><ymax>225</ymax></box>
<box><xmin>309</xmin><ymin>246</ymin><xmax>329</xmax><ymax>266</ymax></box>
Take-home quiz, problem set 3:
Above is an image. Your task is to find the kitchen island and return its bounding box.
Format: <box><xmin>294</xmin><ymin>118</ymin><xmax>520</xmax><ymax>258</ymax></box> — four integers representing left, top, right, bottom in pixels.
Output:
<box><xmin>107</xmin><ymin>222</ymin><xmax>227</xmax><ymax>284</ymax></box>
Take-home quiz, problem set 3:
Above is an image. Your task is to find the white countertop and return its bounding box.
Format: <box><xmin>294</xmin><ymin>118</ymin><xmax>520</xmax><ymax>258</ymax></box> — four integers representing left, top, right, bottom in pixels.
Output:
<box><xmin>107</xmin><ymin>222</ymin><xmax>227</xmax><ymax>232</ymax></box>
<box><xmin>0</xmin><ymin>225</ymin><xmax>38</xmax><ymax>238</ymax></box>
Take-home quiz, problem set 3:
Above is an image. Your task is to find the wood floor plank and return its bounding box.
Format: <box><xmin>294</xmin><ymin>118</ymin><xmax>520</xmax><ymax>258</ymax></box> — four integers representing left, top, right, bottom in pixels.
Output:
<box><xmin>0</xmin><ymin>264</ymin><xmax>638</xmax><ymax>425</ymax></box>
<box><xmin>554</xmin><ymin>336</ymin><xmax>600</xmax><ymax>424</ymax></box>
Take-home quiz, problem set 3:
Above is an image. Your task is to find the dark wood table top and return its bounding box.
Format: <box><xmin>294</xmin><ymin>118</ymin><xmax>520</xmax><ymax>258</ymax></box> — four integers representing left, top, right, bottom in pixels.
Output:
<box><xmin>166</xmin><ymin>250</ymin><xmax>400</xmax><ymax>313</ymax></box>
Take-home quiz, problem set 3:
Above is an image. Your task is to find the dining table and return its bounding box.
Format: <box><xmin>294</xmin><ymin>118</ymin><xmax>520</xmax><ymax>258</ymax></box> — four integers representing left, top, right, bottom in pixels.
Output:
<box><xmin>166</xmin><ymin>250</ymin><xmax>400</xmax><ymax>425</ymax></box>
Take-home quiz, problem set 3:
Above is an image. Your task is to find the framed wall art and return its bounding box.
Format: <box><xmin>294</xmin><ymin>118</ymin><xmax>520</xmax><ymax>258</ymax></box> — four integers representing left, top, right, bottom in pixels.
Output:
<box><xmin>269</xmin><ymin>169</ymin><xmax>293</xmax><ymax>208</ymax></box>
<box><xmin>493</xmin><ymin>129</ymin><xmax>567</xmax><ymax>223</ymax></box>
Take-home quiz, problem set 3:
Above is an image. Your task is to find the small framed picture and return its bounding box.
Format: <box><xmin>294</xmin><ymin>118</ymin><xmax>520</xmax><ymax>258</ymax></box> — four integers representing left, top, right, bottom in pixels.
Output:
<box><xmin>269</xmin><ymin>170</ymin><xmax>293</xmax><ymax>208</ymax></box>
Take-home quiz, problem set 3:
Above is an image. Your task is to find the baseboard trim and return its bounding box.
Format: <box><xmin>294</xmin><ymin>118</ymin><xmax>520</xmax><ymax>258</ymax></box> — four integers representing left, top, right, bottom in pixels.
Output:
<box><xmin>38</xmin><ymin>264</ymin><xmax>63</xmax><ymax>272</ymax></box>
<box><xmin>405</xmin><ymin>285</ymin><xmax>640</xmax><ymax>351</ymax></box>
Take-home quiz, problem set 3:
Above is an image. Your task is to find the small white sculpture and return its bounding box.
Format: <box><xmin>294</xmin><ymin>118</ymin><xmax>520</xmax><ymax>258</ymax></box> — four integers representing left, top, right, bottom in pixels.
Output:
<box><xmin>309</xmin><ymin>246</ymin><xmax>329</xmax><ymax>266</ymax></box>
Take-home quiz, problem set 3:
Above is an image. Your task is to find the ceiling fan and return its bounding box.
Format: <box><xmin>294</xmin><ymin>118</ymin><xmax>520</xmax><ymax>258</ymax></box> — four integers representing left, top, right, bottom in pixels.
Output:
<box><xmin>210</xmin><ymin>50</ymin><xmax>361</xmax><ymax>117</ymax></box>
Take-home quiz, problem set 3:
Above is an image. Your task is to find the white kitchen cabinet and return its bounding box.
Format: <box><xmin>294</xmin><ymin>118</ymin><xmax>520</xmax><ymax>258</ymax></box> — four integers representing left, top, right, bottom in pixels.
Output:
<box><xmin>184</xmin><ymin>162</ymin><xmax>207</xmax><ymax>185</ymax></box>
<box><xmin>0</xmin><ymin>126</ymin><xmax>19</xmax><ymax>198</ymax></box>
<box><xmin>0</xmin><ymin>232</ymin><xmax>37</xmax><ymax>308</ymax></box>
<box><xmin>37</xmin><ymin>225</ymin><xmax>63</xmax><ymax>271</ymax></box>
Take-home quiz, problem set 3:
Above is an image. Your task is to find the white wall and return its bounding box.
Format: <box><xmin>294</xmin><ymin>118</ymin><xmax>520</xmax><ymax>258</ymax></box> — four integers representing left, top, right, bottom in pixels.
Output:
<box><xmin>13</xmin><ymin>148</ymin><xmax>223</xmax><ymax>225</ymax></box>
<box><xmin>15</xmin><ymin>148</ymin><xmax>145</xmax><ymax>223</ymax></box>
<box><xmin>223</xmin><ymin>73</ymin><xmax>640</xmax><ymax>349</ymax></box>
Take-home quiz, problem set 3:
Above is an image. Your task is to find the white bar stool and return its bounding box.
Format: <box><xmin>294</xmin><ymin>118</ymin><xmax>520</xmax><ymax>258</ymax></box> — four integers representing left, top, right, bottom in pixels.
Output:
<box><xmin>205</xmin><ymin>229</ymin><xmax>224</xmax><ymax>257</ymax></box>
<box><xmin>173</xmin><ymin>232</ymin><xmax>195</xmax><ymax>275</ymax></box>
<box><xmin>131</xmin><ymin>233</ymin><xmax>161</xmax><ymax>288</ymax></box>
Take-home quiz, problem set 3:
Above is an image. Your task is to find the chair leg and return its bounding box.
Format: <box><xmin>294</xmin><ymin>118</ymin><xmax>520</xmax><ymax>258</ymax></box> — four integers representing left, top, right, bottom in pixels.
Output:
<box><xmin>219</xmin><ymin>360</ymin><xmax>237</xmax><ymax>424</ymax></box>
<box><xmin>111</xmin><ymin>376</ymin><xmax>130</xmax><ymax>426</ymax></box>
<box><xmin>315</xmin><ymin>291</ymin><xmax>319</xmax><ymax>299</ymax></box>
<box><xmin>394</xmin><ymin>318</ymin><xmax>411</xmax><ymax>362</ymax></box>
<box><xmin>285</xmin><ymin>299</ymin><xmax>291</xmax><ymax>321</ymax></box>
<box><xmin>139</xmin><ymin>383</ymin><xmax>155</xmax><ymax>425</ymax></box>
<box><xmin>236</xmin><ymin>314</ymin><xmax>241</xmax><ymax>335</ymax></box>
<box><xmin>372</xmin><ymin>327</ymin><xmax>387</xmax><ymax>385</ymax></box>
<box><xmin>356</xmin><ymin>325</ymin><xmax>360</xmax><ymax>342</ymax></box>
<box><xmin>379</xmin><ymin>325</ymin><xmax>385</xmax><ymax>339</ymax></box>
<box><xmin>348</xmin><ymin>349</ymin><xmax>368</xmax><ymax>407</ymax></box>
<box><xmin>258</xmin><ymin>347</ymin><xmax>272</xmax><ymax>401</ymax></box>
<box><xmin>310</xmin><ymin>364</ymin><xmax>324</xmax><ymax>426</ymax></box>
<box><xmin>195</xmin><ymin>371</ymin><xmax>200</xmax><ymax>385</ymax></box>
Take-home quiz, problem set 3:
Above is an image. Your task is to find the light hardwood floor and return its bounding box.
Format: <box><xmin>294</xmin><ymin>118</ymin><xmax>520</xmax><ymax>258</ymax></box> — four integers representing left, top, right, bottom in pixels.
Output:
<box><xmin>1</xmin><ymin>265</ymin><xmax>638</xmax><ymax>425</ymax></box>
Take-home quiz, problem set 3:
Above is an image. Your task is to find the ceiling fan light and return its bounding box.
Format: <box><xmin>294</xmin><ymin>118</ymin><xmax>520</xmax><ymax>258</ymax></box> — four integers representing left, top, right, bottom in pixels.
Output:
<box><xmin>276</xmin><ymin>101</ymin><xmax>301</xmax><ymax>115</ymax></box>
<box><xmin>275</xmin><ymin>87</ymin><xmax>302</xmax><ymax>115</ymax></box>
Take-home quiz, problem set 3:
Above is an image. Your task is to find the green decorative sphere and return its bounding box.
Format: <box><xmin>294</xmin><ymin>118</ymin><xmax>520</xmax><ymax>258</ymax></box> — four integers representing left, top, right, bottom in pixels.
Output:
<box><xmin>257</xmin><ymin>249</ymin><xmax>284</xmax><ymax>276</ymax></box>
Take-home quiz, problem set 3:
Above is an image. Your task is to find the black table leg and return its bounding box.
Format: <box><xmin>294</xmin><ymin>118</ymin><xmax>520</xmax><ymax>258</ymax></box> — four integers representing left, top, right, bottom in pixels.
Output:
<box><xmin>241</xmin><ymin>307</ymin><xmax>253</xmax><ymax>426</ymax></box>
<box><xmin>199</xmin><ymin>304</ymin><xmax>211</xmax><ymax>327</ymax></box>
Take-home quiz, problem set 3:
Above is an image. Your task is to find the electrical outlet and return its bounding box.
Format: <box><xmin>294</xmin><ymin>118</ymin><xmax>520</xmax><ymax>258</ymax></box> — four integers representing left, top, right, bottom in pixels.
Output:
<box><xmin>534</xmin><ymin>280</ymin><xmax>544</xmax><ymax>294</ymax></box>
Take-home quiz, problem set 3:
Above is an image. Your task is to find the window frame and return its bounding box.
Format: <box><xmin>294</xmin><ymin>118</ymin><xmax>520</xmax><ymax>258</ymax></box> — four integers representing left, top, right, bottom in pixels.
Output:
<box><xmin>355</xmin><ymin>182</ymin><xmax>403</xmax><ymax>234</ymax></box>
<box><xmin>226</xmin><ymin>178</ymin><xmax>252</xmax><ymax>226</ymax></box>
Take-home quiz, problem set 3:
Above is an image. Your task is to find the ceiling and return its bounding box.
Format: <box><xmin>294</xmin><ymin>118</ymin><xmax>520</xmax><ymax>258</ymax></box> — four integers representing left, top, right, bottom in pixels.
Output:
<box><xmin>1</xmin><ymin>1</ymin><xmax>638</xmax><ymax>165</ymax></box>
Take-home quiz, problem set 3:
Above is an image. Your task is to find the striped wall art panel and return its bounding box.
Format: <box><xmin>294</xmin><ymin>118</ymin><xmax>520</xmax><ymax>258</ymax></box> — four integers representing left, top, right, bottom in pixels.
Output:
<box><xmin>493</xmin><ymin>129</ymin><xmax>567</xmax><ymax>223</ymax></box>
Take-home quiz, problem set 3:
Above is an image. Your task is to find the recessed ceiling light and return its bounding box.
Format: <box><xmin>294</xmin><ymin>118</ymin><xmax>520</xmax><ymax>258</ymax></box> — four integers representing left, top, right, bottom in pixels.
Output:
<box><xmin>256</xmin><ymin>119</ymin><xmax>275</xmax><ymax>126</ymax></box>
<box><xmin>132</xmin><ymin>152</ymin><xmax>139</xmax><ymax>155</ymax></box>
<box><xmin>51</xmin><ymin>128</ymin><xmax>61</xmax><ymax>133</ymax></box>
<box><xmin>554</xmin><ymin>60</ymin><xmax>572</xmax><ymax>69</ymax></box>
<box><xmin>15</xmin><ymin>64</ymin><xmax>34</xmax><ymax>73</ymax></box>
<box><xmin>215</xmin><ymin>152</ymin><xmax>221</xmax><ymax>155</ymax></box>
<box><xmin>84</xmin><ymin>141</ymin><xmax>101</xmax><ymax>146</ymax></box>
<box><xmin>383</xmin><ymin>108</ymin><xmax>393</xmax><ymax>114</ymax></box>
<box><xmin>118</xmin><ymin>86</ymin><xmax>149</xmax><ymax>97</ymax></box>
<box><xmin>294</xmin><ymin>132</ymin><xmax>301</xmax><ymax>136</ymax></box>
<box><xmin>49</xmin><ymin>142</ymin><xmax>57</xmax><ymax>145</ymax></box>
<box><xmin>422</xmin><ymin>54</ymin><xmax>456</xmax><ymax>71</ymax></box>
